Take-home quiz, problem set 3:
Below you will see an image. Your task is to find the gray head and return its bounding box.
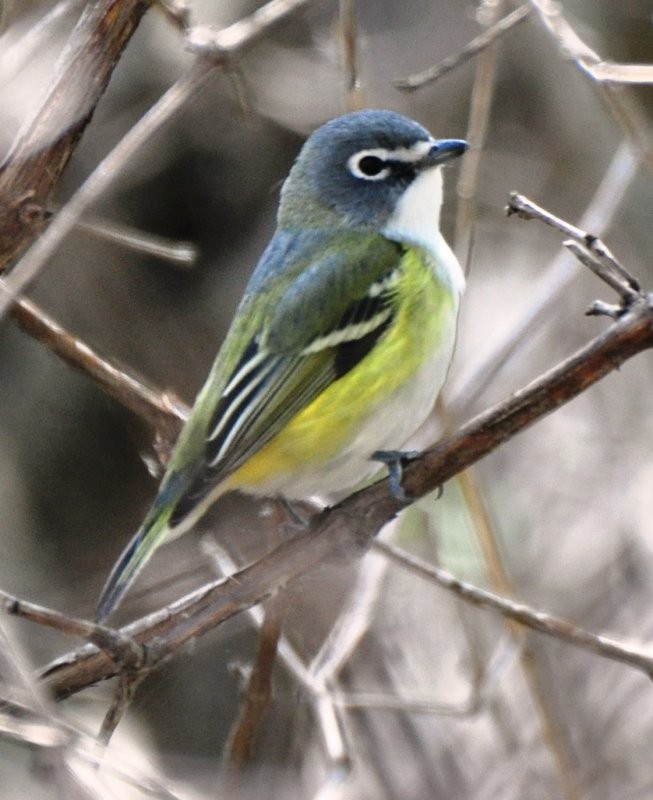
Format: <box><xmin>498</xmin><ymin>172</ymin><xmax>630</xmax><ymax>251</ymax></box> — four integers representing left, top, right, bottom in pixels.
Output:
<box><xmin>279</xmin><ymin>109</ymin><xmax>467</xmax><ymax>231</ymax></box>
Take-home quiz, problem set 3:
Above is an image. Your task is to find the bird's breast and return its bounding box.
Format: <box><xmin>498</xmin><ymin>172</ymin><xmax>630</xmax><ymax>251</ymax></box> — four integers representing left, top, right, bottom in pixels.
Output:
<box><xmin>227</xmin><ymin>245</ymin><xmax>461</xmax><ymax>501</ymax></box>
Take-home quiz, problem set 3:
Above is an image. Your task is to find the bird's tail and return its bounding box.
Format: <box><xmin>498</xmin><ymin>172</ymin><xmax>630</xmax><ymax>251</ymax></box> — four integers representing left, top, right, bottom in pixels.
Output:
<box><xmin>95</xmin><ymin>506</ymin><xmax>172</xmax><ymax>622</ymax></box>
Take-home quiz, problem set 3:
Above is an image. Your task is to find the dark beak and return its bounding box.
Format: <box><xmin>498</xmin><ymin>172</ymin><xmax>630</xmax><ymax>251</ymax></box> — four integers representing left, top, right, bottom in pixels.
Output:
<box><xmin>423</xmin><ymin>138</ymin><xmax>468</xmax><ymax>168</ymax></box>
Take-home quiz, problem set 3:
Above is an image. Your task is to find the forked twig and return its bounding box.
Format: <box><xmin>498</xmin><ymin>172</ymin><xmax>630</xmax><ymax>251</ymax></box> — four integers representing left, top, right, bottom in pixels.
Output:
<box><xmin>507</xmin><ymin>192</ymin><xmax>641</xmax><ymax>303</ymax></box>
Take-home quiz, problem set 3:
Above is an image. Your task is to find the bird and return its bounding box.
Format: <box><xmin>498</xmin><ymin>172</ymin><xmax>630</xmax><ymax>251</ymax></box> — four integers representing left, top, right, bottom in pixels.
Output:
<box><xmin>96</xmin><ymin>109</ymin><xmax>467</xmax><ymax>620</ymax></box>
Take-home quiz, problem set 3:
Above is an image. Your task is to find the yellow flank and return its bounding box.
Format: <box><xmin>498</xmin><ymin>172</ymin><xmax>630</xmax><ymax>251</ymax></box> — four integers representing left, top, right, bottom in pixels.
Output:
<box><xmin>224</xmin><ymin>247</ymin><xmax>455</xmax><ymax>491</ymax></box>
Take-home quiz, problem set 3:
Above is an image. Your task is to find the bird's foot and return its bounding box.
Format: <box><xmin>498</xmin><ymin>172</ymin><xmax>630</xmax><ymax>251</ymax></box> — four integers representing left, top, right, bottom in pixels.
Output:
<box><xmin>372</xmin><ymin>449</ymin><xmax>420</xmax><ymax>503</ymax></box>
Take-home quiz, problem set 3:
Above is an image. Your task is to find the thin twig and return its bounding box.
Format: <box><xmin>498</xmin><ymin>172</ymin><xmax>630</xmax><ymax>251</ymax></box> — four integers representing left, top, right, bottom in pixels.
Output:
<box><xmin>526</xmin><ymin>0</ymin><xmax>653</xmax><ymax>171</ymax></box>
<box><xmin>203</xmin><ymin>537</ymin><xmax>352</xmax><ymax>774</ymax></box>
<box><xmin>309</xmin><ymin>545</ymin><xmax>388</xmax><ymax>683</ymax></box>
<box><xmin>98</xmin><ymin>670</ymin><xmax>148</xmax><ymax>747</ymax></box>
<box><xmin>155</xmin><ymin>0</ymin><xmax>192</xmax><ymax>31</ymax></box>
<box><xmin>72</xmin><ymin>215</ymin><xmax>199</xmax><ymax>268</ymax></box>
<box><xmin>373</xmin><ymin>541</ymin><xmax>653</xmax><ymax>679</ymax></box>
<box><xmin>395</xmin><ymin>4</ymin><xmax>531</xmax><ymax>90</ymax></box>
<box><xmin>507</xmin><ymin>192</ymin><xmax>640</xmax><ymax>299</ymax></box>
<box><xmin>0</xmin><ymin>58</ymin><xmax>214</xmax><ymax>322</ymax></box>
<box><xmin>0</xmin><ymin>0</ymin><xmax>315</xmax><ymax>318</ymax></box>
<box><xmin>447</xmin><ymin>143</ymin><xmax>638</xmax><ymax>413</ymax></box>
<box><xmin>454</xmin><ymin>0</ymin><xmax>504</xmax><ymax>268</ymax></box>
<box><xmin>0</xmin><ymin>0</ymin><xmax>151</xmax><ymax>270</ymax></box>
<box><xmin>225</xmin><ymin>591</ymin><xmax>287</xmax><ymax>772</ymax></box>
<box><xmin>2</xmin><ymin>592</ymin><xmax>145</xmax><ymax>670</ymax></box>
<box><xmin>0</xmin><ymin>703</ymin><xmax>69</xmax><ymax>748</ymax></box>
<box><xmin>10</xmin><ymin>296</ymin><xmax>188</xmax><ymax>444</ymax></box>
<box><xmin>186</xmin><ymin>0</ymin><xmax>315</xmax><ymax>59</ymax></box>
<box><xmin>527</xmin><ymin>0</ymin><xmax>653</xmax><ymax>85</ymax></box>
<box><xmin>339</xmin><ymin>0</ymin><xmax>363</xmax><ymax>111</ymax></box>
<box><xmin>0</xmin><ymin>0</ymin><xmax>88</xmax><ymax>89</ymax></box>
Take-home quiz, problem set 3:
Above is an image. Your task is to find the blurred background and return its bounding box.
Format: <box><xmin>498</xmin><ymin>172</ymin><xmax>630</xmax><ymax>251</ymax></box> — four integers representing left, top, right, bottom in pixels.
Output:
<box><xmin>0</xmin><ymin>1</ymin><xmax>652</xmax><ymax>798</ymax></box>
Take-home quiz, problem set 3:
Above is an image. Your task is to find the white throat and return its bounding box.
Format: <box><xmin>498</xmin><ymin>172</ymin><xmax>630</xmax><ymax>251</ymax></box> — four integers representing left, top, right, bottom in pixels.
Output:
<box><xmin>382</xmin><ymin>167</ymin><xmax>465</xmax><ymax>296</ymax></box>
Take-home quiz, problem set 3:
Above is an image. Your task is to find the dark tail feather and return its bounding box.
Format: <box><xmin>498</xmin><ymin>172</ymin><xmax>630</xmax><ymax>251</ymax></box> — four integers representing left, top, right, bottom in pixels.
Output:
<box><xmin>95</xmin><ymin>510</ymin><xmax>170</xmax><ymax>621</ymax></box>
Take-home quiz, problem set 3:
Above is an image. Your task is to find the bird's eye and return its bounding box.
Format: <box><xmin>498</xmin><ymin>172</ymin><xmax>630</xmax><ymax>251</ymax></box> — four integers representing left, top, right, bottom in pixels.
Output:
<box><xmin>348</xmin><ymin>151</ymin><xmax>391</xmax><ymax>181</ymax></box>
<box><xmin>358</xmin><ymin>155</ymin><xmax>385</xmax><ymax>176</ymax></box>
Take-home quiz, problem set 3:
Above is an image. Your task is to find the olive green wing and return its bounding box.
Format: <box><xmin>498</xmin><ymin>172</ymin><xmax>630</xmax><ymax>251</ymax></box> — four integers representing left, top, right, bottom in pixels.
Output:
<box><xmin>95</xmin><ymin>231</ymin><xmax>404</xmax><ymax>619</ymax></box>
<box><xmin>167</xmin><ymin>231</ymin><xmax>404</xmax><ymax>525</ymax></box>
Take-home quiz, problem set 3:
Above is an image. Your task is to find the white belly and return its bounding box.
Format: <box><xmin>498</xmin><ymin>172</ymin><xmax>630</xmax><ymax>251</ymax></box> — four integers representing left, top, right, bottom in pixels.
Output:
<box><xmin>257</xmin><ymin>301</ymin><xmax>459</xmax><ymax>502</ymax></box>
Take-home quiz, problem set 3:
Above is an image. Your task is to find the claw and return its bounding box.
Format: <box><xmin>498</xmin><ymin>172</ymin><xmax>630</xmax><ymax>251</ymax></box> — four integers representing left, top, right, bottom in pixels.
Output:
<box><xmin>372</xmin><ymin>449</ymin><xmax>420</xmax><ymax>502</ymax></box>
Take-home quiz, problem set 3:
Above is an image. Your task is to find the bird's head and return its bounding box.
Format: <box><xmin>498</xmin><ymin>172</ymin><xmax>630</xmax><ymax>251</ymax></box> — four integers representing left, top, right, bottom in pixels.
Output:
<box><xmin>279</xmin><ymin>109</ymin><xmax>467</xmax><ymax>232</ymax></box>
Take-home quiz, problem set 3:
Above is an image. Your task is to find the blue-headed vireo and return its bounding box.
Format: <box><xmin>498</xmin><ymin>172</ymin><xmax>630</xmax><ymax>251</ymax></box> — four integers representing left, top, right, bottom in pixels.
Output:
<box><xmin>96</xmin><ymin>109</ymin><xmax>467</xmax><ymax>619</ymax></box>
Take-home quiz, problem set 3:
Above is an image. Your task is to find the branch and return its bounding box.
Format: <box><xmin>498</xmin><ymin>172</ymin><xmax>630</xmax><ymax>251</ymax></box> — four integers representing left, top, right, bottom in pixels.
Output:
<box><xmin>0</xmin><ymin>0</ymin><xmax>151</xmax><ymax>270</ymax></box>
<box><xmin>372</xmin><ymin>541</ymin><xmax>653</xmax><ymax>679</ymax></box>
<box><xmin>447</xmin><ymin>142</ymin><xmax>638</xmax><ymax>411</ymax></box>
<box><xmin>525</xmin><ymin>0</ymin><xmax>653</xmax><ymax>172</ymax></box>
<box><xmin>225</xmin><ymin>591</ymin><xmax>287</xmax><ymax>773</ymax></box>
<box><xmin>527</xmin><ymin>0</ymin><xmax>653</xmax><ymax>85</ymax></box>
<box><xmin>395</xmin><ymin>4</ymin><xmax>532</xmax><ymax>91</ymax></box>
<box><xmin>506</xmin><ymin>192</ymin><xmax>640</xmax><ymax>300</ymax></box>
<box><xmin>10</xmin><ymin>296</ymin><xmax>188</xmax><ymax>445</ymax></box>
<box><xmin>41</xmin><ymin>282</ymin><xmax>653</xmax><ymax>700</ymax></box>
<box><xmin>0</xmin><ymin>0</ymin><xmax>316</xmax><ymax>320</ymax></box>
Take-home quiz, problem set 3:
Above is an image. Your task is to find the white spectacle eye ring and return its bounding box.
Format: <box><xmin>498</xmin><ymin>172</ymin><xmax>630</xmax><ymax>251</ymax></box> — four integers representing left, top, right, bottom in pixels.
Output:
<box><xmin>347</xmin><ymin>149</ymin><xmax>391</xmax><ymax>181</ymax></box>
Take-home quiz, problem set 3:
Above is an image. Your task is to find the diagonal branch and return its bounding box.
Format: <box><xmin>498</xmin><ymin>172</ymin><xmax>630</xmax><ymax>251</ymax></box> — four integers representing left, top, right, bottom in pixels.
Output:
<box><xmin>373</xmin><ymin>540</ymin><xmax>653</xmax><ymax>678</ymax></box>
<box><xmin>395</xmin><ymin>4</ymin><xmax>532</xmax><ymax>91</ymax></box>
<box><xmin>40</xmin><ymin>284</ymin><xmax>653</xmax><ymax>700</ymax></box>
<box><xmin>0</xmin><ymin>0</ymin><xmax>151</xmax><ymax>270</ymax></box>
<box><xmin>10</xmin><ymin>295</ymin><xmax>188</xmax><ymax>441</ymax></box>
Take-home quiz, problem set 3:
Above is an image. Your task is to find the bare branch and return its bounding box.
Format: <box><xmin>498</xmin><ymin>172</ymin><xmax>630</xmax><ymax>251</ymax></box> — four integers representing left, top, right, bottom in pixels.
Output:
<box><xmin>72</xmin><ymin>215</ymin><xmax>199</xmax><ymax>269</ymax></box>
<box><xmin>203</xmin><ymin>537</ymin><xmax>352</xmax><ymax>772</ymax></box>
<box><xmin>41</xmin><ymin>283</ymin><xmax>653</xmax><ymax>700</ymax></box>
<box><xmin>372</xmin><ymin>540</ymin><xmax>653</xmax><ymax>679</ymax></box>
<box><xmin>453</xmin><ymin>0</ymin><xmax>505</xmax><ymax>267</ymax></box>
<box><xmin>0</xmin><ymin>0</ymin><xmax>87</xmax><ymax>87</ymax></box>
<box><xmin>448</xmin><ymin>142</ymin><xmax>638</xmax><ymax>412</ymax></box>
<box><xmin>526</xmin><ymin>0</ymin><xmax>653</xmax><ymax>171</ymax></box>
<box><xmin>506</xmin><ymin>192</ymin><xmax>640</xmax><ymax>299</ymax></box>
<box><xmin>155</xmin><ymin>0</ymin><xmax>191</xmax><ymax>31</ymax></box>
<box><xmin>585</xmin><ymin>63</ymin><xmax>653</xmax><ymax>84</ymax></box>
<box><xmin>2</xmin><ymin>591</ymin><xmax>145</xmax><ymax>670</ymax></box>
<box><xmin>395</xmin><ymin>4</ymin><xmax>531</xmax><ymax>91</ymax></box>
<box><xmin>0</xmin><ymin>0</ymin><xmax>151</xmax><ymax>270</ymax></box>
<box><xmin>0</xmin><ymin>0</ymin><xmax>316</xmax><ymax>320</ymax></box>
<box><xmin>339</xmin><ymin>0</ymin><xmax>364</xmax><ymax>111</ymax></box>
<box><xmin>527</xmin><ymin>0</ymin><xmax>653</xmax><ymax>84</ymax></box>
<box><xmin>0</xmin><ymin>58</ymin><xmax>214</xmax><ymax>321</ymax></box>
<box><xmin>186</xmin><ymin>0</ymin><xmax>316</xmax><ymax>60</ymax></box>
<box><xmin>10</xmin><ymin>296</ymin><xmax>188</xmax><ymax>444</ymax></box>
<box><xmin>225</xmin><ymin>591</ymin><xmax>287</xmax><ymax>773</ymax></box>
<box><xmin>98</xmin><ymin>670</ymin><xmax>148</xmax><ymax>747</ymax></box>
